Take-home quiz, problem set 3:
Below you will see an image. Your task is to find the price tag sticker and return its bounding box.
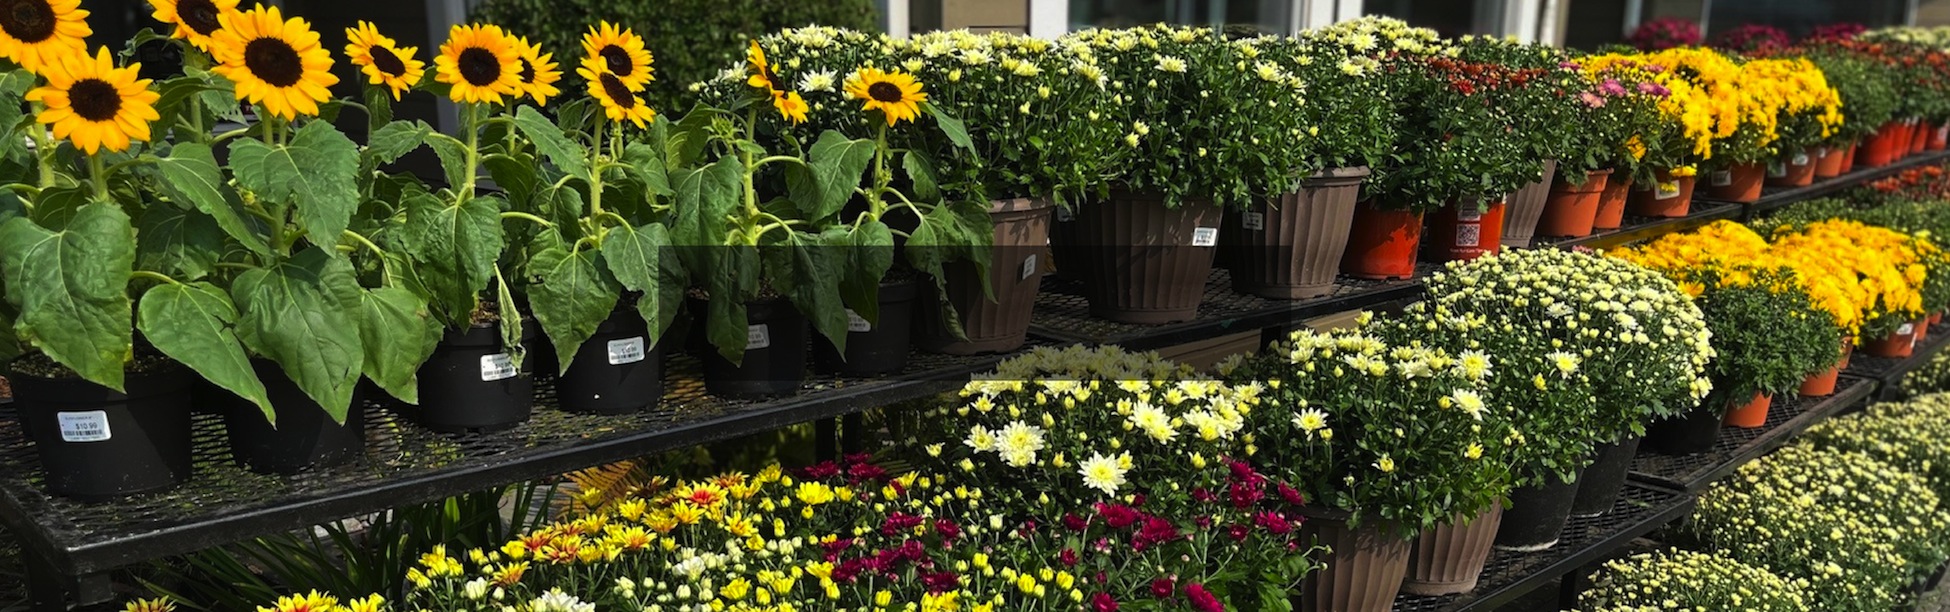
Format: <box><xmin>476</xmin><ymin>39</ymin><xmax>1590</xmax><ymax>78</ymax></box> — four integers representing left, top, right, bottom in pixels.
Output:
<box><xmin>1710</xmin><ymin>170</ymin><xmax>1732</xmax><ymax>187</ymax></box>
<box><xmin>1191</xmin><ymin>227</ymin><xmax>1219</xmax><ymax>247</ymax></box>
<box><xmin>480</xmin><ymin>354</ymin><xmax>517</xmax><ymax>381</ymax></box>
<box><xmin>1901</xmin><ymin>323</ymin><xmax>1917</xmax><ymax>335</ymax></box>
<box><xmin>1241</xmin><ymin>212</ymin><xmax>1265</xmax><ymax>231</ymax></box>
<box><xmin>1656</xmin><ymin>181</ymin><xmax>1681</xmax><ymax>200</ymax></box>
<box><xmin>846</xmin><ymin>310</ymin><xmax>872</xmax><ymax>333</ymax></box>
<box><xmin>606</xmin><ymin>336</ymin><xmax>646</xmax><ymax>365</ymax></box>
<box><xmin>57</xmin><ymin>411</ymin><xmax>110</xmax><ymax>443</ymax></box>
<box><xmin>747</xmin><ymin>324</ymin><xmax>772</xmax><ymax>350</ymax></box>
<box><xmin>1020</xmin><ymin>254</ymin><xmax>1038</xmax><ymax>280</ymax></box>
<box><xmin>1791</xmin><ymin>152</ymin><xmax>1811</xmax><ymax>166</ymax></box>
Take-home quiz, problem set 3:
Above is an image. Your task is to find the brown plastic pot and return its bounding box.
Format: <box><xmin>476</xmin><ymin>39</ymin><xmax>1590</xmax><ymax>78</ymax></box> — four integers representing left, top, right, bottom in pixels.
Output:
<box><xmin>1401</xmin><ymin>505</ymin><xmax>1503</xmax><ymax>596</ymax></box>
<box><xmin>1297</xmin><ymin>507</ymin><xmax>1411</xmax><ymax>612</ymax></box>
<box><xmin>1627</xmin><ymin>170</ymin><xmax>1695</xmax><ymax>218</ymax></box>
<box><xmin>918</xmin><ymin>198</ymin><xmax>1052</xmax><ymax>355</ymax></box>
<box><xmin>1343</xmin><ymin>203</ymin><xmax>1423</xmax><ymax>280</ymax></box>
<box><xmin>1594</xmin><ymin>172</ymin><xmax>1632</xmax><ymax>230</ymax></box>
<box><xmin>1424</xmin><ymin>198</ymin><xmax>1504</xmax><ymax>263</ymax></box>
<box><xmin>1723</xmin><ymin>392</ymin><xmax>1774</xmax><ymax>428</ymax></box>
<box><xmin>1814</xmin><ymin>145</ymin><xmax>1847</xmax><ymax>178</ymax></box>
<box><xmin>1500</xmin><ymin>159</ymin><xmax>1557</xmax><ymax>247</ymax></box>
<box><xmin>1226</xmin><ymin>167</ymin><xmax>1367</xmax><ymax>299</ymax></box>
<box><xmin>1537</xmin><ymin>169</ymin><xmax>1612</xmax><ymax>238</ymax></box>
<box><xmin>1073</xmin><ymin>192</ymin><xmax>1222</xmax><ymax>324</ymax></box>
<box><xmin>1863</xmin><ymin>321</ymin><xmax>1922</xmax><ymax>358</ymax></box>
<box><xmin>1765</xmin><ymin>148</ymin><xmax>1817</xmax><ymax>188</ymax></box>
<box><xmin>1704</xmin><ymin>163</ymin><xmax>1765</xmax><ymax>202</ymax></box>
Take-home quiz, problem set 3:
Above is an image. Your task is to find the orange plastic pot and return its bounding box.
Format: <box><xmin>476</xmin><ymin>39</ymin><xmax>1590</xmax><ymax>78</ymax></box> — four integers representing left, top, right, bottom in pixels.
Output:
<box><xmin>1863</xmin><ymin>321</ymin><xmax>1922</xmax><ymax>358</ymax></box>
<box><xmin>1538</xmin><ymin>169</ymin><xmax>1612</xmax><ymax>237</ymax></box>
<box><xmin>1913</xmin><ymin>121</ymin><xmax>1931</xmax><ymax>154</ymax></box>
<box><xmin>1799</xmin><ymin>341</ymin><xmax>1850</xmax><ymax>398</ymax></box>
<box><xmin>1723</xmin><ymin>392</ymin><xmax>1774</xmax><ymax>428</ymax></box>
<box><xmin>1839</xmin><ymin>143</ymin><xmax>1859</xmax><ymax>173</ymax></box>
<box><xmin>1704</xmin><ymin>163</ymin><xmax>1764</xmax><ymax>202</ymax></box>
<box><xmin>1933</xmin><ymin>312</ymin><xmax>1944</xmax><ymax>326</ymax></box>
<box><xmin>1627</xmin><ymin>170</ymin><xmax>1695</xmax><ymax>218</ymax></box>
<box><xmin>1426</xmin><ymin>199</ymin><xmax>1504</xmax><ymax>262</ymax></box>
<box><xmin>1813</xmin><ymin>145</ymin><xmax>1847</xmax><ymax>178</ymax></box>
<box><xmin>1342</xmin><ymin>203</ymin><xmax>1424</xmax><ymax>280</ymax></box>
<box><xmin>1765</xmin><ymin>148</ymin><xmax>1817</xmax><ymax>188</ymax></box>
<box><xmin>1593</xmin><ymin>172</ymin><xmax>1632</xmax><ymax>230</ymax></box>
<box><xmin>1858</xmin><ymin>123</ymin><xmax>1902</xmax><ymax>167</ymax></box>
<box><xmin>1933</xmin><ymin>124</ymin><xmax>1949</xmax><ymax>151</ymax></box>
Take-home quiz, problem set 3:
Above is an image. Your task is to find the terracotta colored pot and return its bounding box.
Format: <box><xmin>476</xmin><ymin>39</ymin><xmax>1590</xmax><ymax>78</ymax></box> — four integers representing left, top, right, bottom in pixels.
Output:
<box><xmin>1425</xmin><ymin>198</ymin><xmax>1504</xmax><ymax>263</ymax></box>
<box><xmin>1627</xmin><ymin>170</ymin><xmax>1695</xmax><ymax>218</ymax></box>
<box><xmin>1800</xmin><ymin>363</ymin><xmax>1843</xmax><ymax>397</ymax></box>
<box><xmin>1704</xmin><ymin>163</ymin><xmax>1764</xmax><ymax>202</ymax></box>
<box><xmin>1072</xmin><ymin>193</ymin><xmax>1222</xmax><ymax>324</ymax></box>
<box><xmin>1765</xmin><ymin>148</ymin><xmax>1817</xmax><ymax>188</ymax></box>
<box><xmin>1500</xmin><ymin>159</ymin><xmax>1557</xmax><ymax>247</ymax></box>
<box><xmin>1402</xmin><ymin>505</ymin><xmax>1504</xmax><ymax>596</ymax></box>
<box><xmin>1934</xmin><ymin>312</ymin><xmax>1944</xmax><ymax>326</ymax></box>
<box><xmin>1932</xmin><ymin>123</ymin><xmax>1949</xmax><ymax>150</ymax></box>
<box><xmin>1813</xmin><ymin>145</ymin><xmax>1847</xmax><ymax>178</ymax></box>
<box><xmin>1841</xmin><ymin>337</ymin><xmax>1855</xmax><ymax>369</ymax></box>
<box><xmin>1898</xmin><ymin>118</ymin><xmax>1921</xmax><ymax>158</ymax></box>
<box><xmin>1723</xmin><ymin>392</ymin><xmax>1774</xmax><ymax>429</ymax></box>
<box><xmin>1343</xmin><ymin>203</ymin><xmax>1424</xmax><ymax>280</ymax></box>
<box><xmin>1862</xmin><ymin>321</ymin><xmax>1921</xmax><ymax>358</ymax></box>
<box><xmin>1298</xmin><ymin>507</ymin><xmax>1411</xmax><ymax>612</ymax></box>
<box><xmin>1920</xmin><ymin>321</ymin><xmax>1933</xmax><ymax>343</ymax></box>
<box><xmin>1226</xmin><ymin>167</ymin><xmax>1368</xmax><ymax>299</ymax></box>
<box><xmin>1538</xmin><ymin>169</ymin><xmax>1612</xmax><ymax>237</ymax></box>
<box><xmin>1840</xmin><ymin>143</ymin><xmax>1859</xmax><ymax>173</ymax></box>
<box><xmin>1913</xmin><ymin>120</ymin><xmax>1931</xmax><ymax>154</ymax></box>
<box><xmin>918</xmin><ymin>198</ymin><xmax>1052</xmax><ymax>355</ymax></box>
<box><xmin>1859</xmin><ymin>122</ymin><xmax>1903</xmax><ymax>167</ymax></box>
<box><xmin>1594</xmin><ymin>171</ymin><xmax>1632</xmax><ymax>230</ymax></box>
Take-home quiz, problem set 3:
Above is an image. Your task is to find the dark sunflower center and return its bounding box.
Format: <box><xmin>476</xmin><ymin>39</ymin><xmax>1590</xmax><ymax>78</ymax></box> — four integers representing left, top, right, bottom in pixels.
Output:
<box><xmin>70</xmin><ymin>78</ymin><xmax>120</xmax><ymax>122</ymax></box>
<box><xmin>243</xmin><ymin>38</ymin><xmax>304</xmax><ymax>87</ymax></box>
<box><xmin>176</xmin><ymin>0</ymin><xmax>221</xmax><ymax>35</ymax></box>
<box><xmin>518</xmin><ymin>58</ymin><xmax>535</xmax><ymax>84</ymax></box>
<box><xmin>867</xmin><ymin>82</ymin><xmax>904</xmax><ymax>103</ymax></box>
<box><xmin>457</xmin><ymin>47</ymin><xmax>501</xmax><ymax>86</ymax></box>
<box><xmin>599</xmin><ymin>45</ymin><xmax>633</xmax><ymax>76</ymax></box>
<box><xmin>368</xmin><ymin>45</ymin><xmax>406</xmax><ymax>77</ymax></box>
<box><xmin>0</xmin><ymin>0</ymin><xmax>55</xmax><ymax>44</ymax></box>
<box><xmin>598</xmin><ymin>73</ymin><xmax>635</xmax><ymax>109</ymax></box>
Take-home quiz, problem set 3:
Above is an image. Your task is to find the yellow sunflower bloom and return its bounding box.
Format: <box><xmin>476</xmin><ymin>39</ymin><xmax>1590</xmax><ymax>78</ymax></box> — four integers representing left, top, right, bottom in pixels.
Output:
<box><xmin>845</xmin><ymin>67</ymin><xmax>928</xmax><ymax>126</ymax></box>
<box><xmin>578</xmin><ymin>65</ymin><xmax>654</xmax><ymax>128</ymax></box>
<box><xmin>513</xmin><ymin>36</ymin><xmax>561</xmax><ymax>106</ymax></box>
<box><xmin>746</xmin><ymin>40</ymin><xmax>779</xmax><ymax>93</ymax></box>
<box><xmin>25</xmin><ymin>46</ymin><xmax>160</xmax><ymax>155</ymax></box>
<box><xmin>147</xmin><ymin>0</ymin><xmax>236</xmax><ymax>51</ymax></box>
<box><xmin>579</xmin><ymin>22</ymin><xmax>652</xmax><ymax>91</ymax></box>
<box><xmin>773</xmin><ymin>90</ymin><xmax>807</xmax><ymax>124</ymax></box>
<box><xmin>122</xmin><ymin>598</ymin><xmax>175</xmax><ymax>612</ymax></box>
<box><xmin>434</xmin><ymin>23</ymin><xmax>521</xmax><ymax>105</ymax></box>
<box><xmin>0</xmin><ymin>0</ymin><xmax>90</xmax><ymax>75</ymax></box>
<box><xmin>208</xmin><ymin>6</ymin><xmax>337</xmax><ymax>120</ymax></box>
<box><xmin>343</xmin><ymin>21</ymin><xmax>424</xmax><ymax>101</ymax></box>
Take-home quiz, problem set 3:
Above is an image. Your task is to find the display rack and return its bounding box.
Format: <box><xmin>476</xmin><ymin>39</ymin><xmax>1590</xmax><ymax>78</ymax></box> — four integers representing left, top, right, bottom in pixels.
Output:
<box><xmin>1628</xmin><ymin>378</ymin><xmax>1875</xmax><ymax>491</ymax></box>
<box><xmin>1026</xmin><ymin>266</ymin><xmax>1431</xmax><ymax>349</ymax></box>
<box><xmin>1540</xmin><ymin>202</ymin><xmax>1745</xmax><ymax>250</ymax></box>
<box><xmin>1845</xmin><ymin>320</ymin><xmax>1950</xmax><ymax>401</ymax></box>
<box><xmin>1696</xmin><ymin>150</ymin><xmax>1950</xmax><ymax>219</ymax></box>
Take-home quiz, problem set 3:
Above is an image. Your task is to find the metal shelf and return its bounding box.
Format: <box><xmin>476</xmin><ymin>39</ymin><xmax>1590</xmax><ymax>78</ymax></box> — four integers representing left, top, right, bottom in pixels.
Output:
<box><xmin>1629</xmin><ymin>377</ymin><xmax>1875</xmax><ymax>491</ymax></box>
<box><xmin>1391</xmin><ymin>482</ymin><xmax>1697</xmax><ymax>612</ymax></box>
<box><xmin>1027</xmin><ymin>266</ymin><xmax>1431</xmax><ymax>350</ymax></box>
<box><xmin>1539</xmin><ymin>202</ymin><xmax>1745</xmax><ymax>251</ymax></box>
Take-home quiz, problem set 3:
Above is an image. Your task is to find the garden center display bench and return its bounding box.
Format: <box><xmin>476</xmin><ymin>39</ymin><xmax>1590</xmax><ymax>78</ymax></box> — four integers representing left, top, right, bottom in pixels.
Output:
<box><xmin>1700</xmin><ymin>150</ymin><xmax>1950</xmax><ymax>219</ymax></box>
<box><xmin>1629</xmin><ymin>377</ymin><xmax>1877</xmax><ymax>491</ymax></box>
<box><xmin>1846</xmin><ymin>318</ymin><xmax>1950</xmax><ymax>400</ymax></box>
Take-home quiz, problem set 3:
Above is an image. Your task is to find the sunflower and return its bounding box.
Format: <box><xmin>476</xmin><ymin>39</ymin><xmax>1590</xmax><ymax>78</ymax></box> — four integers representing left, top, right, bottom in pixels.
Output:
<box><xmin>148</xmin><ymin>0</ymin><xmax>236</xmax><ymax>51</ymax></box>
<box><xmin>844</xmin><ymin>68</ymin><xmax>928</xmax><ymax>126</ymax></box>
<box><xmin>579</xmin><ymin>66</ymin><xmax>653</xmax><ymax>128</ymax></box>
<box><xmin>579</xmin><ymin>22</ymin><xmax>652</xmax><ymax>91</ymax></box>
<box><xmin>746</xmin><ymin>40</ymin><xmax>779</xmax><ymax>93</ymax></box>
<box><xmin>434</xmin><ymin>24</ymin><xmax>521</xmax><ymax>105</ymax></box>
<box><xmin>773</xmin><ymin>90</ymin><xmax>807</xmax><ymax>124</ymax></box>
<box><xmin>513</xmin><ymin>36</ymin><xmax>560</xmax><ymax>106</ymax></box>
<box><xmin>0</xmin><ymin>0</ymin><xmax>90</xmax><ymax>75</ymax></box>
<box><xmin>343</xmin><ymin>21</ymin><xmax>424</xmax><ymax>101</ymax></box>
<box><xmin>208</xmin><ymin>6</ymin><xmax>337</xmax><ymax>120</ymax></box>
<box><xmin>25</xmin><ymin>46</ymin><xmax>160</xmax><ymax>155</ymax></box>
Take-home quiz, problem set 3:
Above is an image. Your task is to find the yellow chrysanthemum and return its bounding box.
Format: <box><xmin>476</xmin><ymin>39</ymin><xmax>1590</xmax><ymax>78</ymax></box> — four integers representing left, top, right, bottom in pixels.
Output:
<box><xmin>147</xmin><ymin>0</ymin><xmax>236</xmax><ymax>51</ymax></box>
<box><xmin>0</xmin><ymin>0</ymin><xmax>89</xmax><ymax>75</ymax></box>
<box><xmin>580</xmin><ymin>22</ymin><xmax>652</xmax><ymax>91</ymax></box>
<box><xmin>343</xmin><ymin>21</ymin><xmax>424</xmax><ymax>101</ymax></box>
<box><xmin>434</xmin><ymin>24</ymin><xmax>521</xmax><ymax>105</ymax></box>
<box><xmin>25</xmin><ymin>46</ymin><xmax>160</xmax><ymax>155</ymax></box>
<box><xmin>256</xmin><ymin>590</ymin><xmax>337</xmax><ymax>612</ymax></box>
<box><xmin>578</xmin><ymin>64</ymin><xmax>654</xmax><ymax>128</ymax></box>
<box><xmin>513</xmin><ymin>36</ymin><xmax>561</xmax><ymax>106</ymax></box>
<box><xmin>208</xmin><ymin>6</ymin><xmax>337</xmax><ymax>119</ymax></box>
<box><xmin>122</xmin><ymin>598</ymin><xmax>175</xmax><ymax>612</ymax></box>
<box><xmin>773</xmin><ymin>90</ymin><xmax>807</xmax><ymax>124</ymax></box>
<box><xmin>844</xmin><ymin>67</ymin><xmax>928</xmax><ymax>126</ymax></box>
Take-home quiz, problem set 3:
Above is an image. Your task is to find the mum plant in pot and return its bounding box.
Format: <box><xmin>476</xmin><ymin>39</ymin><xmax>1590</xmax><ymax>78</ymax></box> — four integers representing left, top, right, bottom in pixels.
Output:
<box><xmin>1585</xmin><ymin>48</ymin><xmax>1724</xmax><ymax>217</ymax></box>
<box><xmin>1537</xmin><ymin>60</ymin><xmax>1659</xmax><ymax>238</ymax></box>
<box><xmin>1575</xmin><ymin>549</ymin><xmax>1811</xmax><ymax>612</ymax></box>
<box><xmin>1452</xmin><ymin>35</ymin><xmax>1581</xmax><ymax>248</ymax></box>
<box><xmin>1223</xmin><ymin>326</ymin><xmax>1506</xmax><ymax>611</ymax></box>
<box><xmin>1800</xmin><ymin>47</ymin><xmax>1895</xmax><ymax>178</ymax></box>
<box><xmin>1570</xmin><ymin>56</ymin><xmax>1674</xmax><ymax>232</ymax></box>
<box><xmin>1745</xmin><ymin>57</ymin><xmax>1842</xmax><ymax>189</ymax></box>
<box><xmin>1771</xmin><ymin>220</ymin><xmax>1928</xmax><ymax>359</ymax></box>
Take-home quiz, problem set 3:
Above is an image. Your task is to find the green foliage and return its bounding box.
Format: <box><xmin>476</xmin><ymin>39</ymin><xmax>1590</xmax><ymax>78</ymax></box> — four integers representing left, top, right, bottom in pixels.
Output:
<box><xmin>0</xmin><ymin>202</ymin><xmax>135</xmax><ymax>390</ymax></box>
<box><xmin>1686</xmin><ymin>267</ymin><xmax>1845</xmax><ymax>407</ymax></box>
<box><xmin>1576</xmin><ymin>549</ymin><xmax>1809</xmax><ymax>612</ymax></box>
<box><xmin>1806</xmin><ymin>50</ymin><xmax>1898</xmax><ymax>144</ymax></box>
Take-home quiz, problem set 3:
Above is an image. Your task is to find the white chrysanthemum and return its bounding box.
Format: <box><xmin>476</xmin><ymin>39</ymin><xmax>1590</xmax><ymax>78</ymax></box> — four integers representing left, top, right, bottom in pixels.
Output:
<box><xmin>1458</xmin><ymin>351</ymin><xmax>1492</xmax><ymax>380</ymax></box>
<box><xmin>1154</xmin><ymin>55</ymin><xmax>1187</xmax><ymax>73</ymax></box>
<box><xmin>964</xmin><ymin>425</ymin><xmax>997</xmax><ymax>452</ymax></box>
<box><xmin>531</xmin><ymin>589</ymin><xmax>597</xmax><ymax>612</ymax></box>
<box><xmin>798</xmin><ymin>70</ymin><xmax>837</xmax><ymax>92</ymax></box>
<box><xmin>1293</xmin><ymin>408</ymin><xmax>1328</xmax><ymax>432</ymax></box>
<box><xmin>1548</xmin><ymin>351</ymin><xmax>1581</xmax><ymax>376</ymax></box>
<box><xmin>1078</xmin><ymin>452</ymin><xmax>1130</xmax><ymax>496</ymax></box>
<box><xmin>1128</xmin><ymin>402</ymin><xmax>1176</xmax><ymax>443</ymax></box>
<box><xmin>1451</xmin><ymin>390</ymin><xmax>1487</xmax><ymax>420</ymax></box>
<box><xmin>995</xmin><ymin>421</ymin><xmax>1047</xmax><ymax>467</ymax></box>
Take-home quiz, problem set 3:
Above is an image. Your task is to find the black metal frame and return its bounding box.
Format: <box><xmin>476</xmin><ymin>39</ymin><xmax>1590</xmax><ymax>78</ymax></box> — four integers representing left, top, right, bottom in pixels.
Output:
<box><xmin>1628</xmin><ymin>377</ymin><xmax>1876</xmax><ymax>491</ymax></box>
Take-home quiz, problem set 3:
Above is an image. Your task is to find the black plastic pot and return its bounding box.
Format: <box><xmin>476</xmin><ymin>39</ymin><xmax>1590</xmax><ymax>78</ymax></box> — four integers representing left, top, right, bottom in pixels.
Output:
<box><xmin>220</xmin><ymin>359</ymin><xmax>365</xmax><ymax>475</ymax></box>
<box><xmin>558</xmin><ymin>309</ymin><xmax>665</xmax><ymax>415</ymax></box>
<box><xmin>1644</xmin><ymin>404</ymin><xmax>1722</xmax><ymax>455</ymax></box>
<box><xmin>1570</xmin><ymin>436</ymin><xmax>1643</xmax><ymax>518</ymax></box>
<box><xmin>11</xmin><ymin>365</ymin><xmax>194</xmax><ymax>500</ymax></box>
<box><xmin>694</xmin><ymin>297</ymin><xmax>808</xmax><ymax>400</ymax></box>
<box><xmin>815</xmin><ymin>278</ymin><xmax>918</xmax><ymax>376</ymax></box>
<box><xmin>411</xmin><ymin>323</ymin><xmax>535</xmax><ymax>433</ymax></box>
<box><xmin>1494</xmin><ymin>474</ymin><xmax>1579</xmax><ymax>551</ymax></box>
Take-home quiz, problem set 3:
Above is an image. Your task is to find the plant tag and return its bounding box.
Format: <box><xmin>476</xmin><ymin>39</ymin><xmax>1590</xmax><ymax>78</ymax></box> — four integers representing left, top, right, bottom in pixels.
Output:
<box><xmin>480</xmin><ymin>354</ymin><xmax>517</xmax><ymax>381</ymax></box>
<box><xmin>1815</xmin><ymin>147</ymin><xmax>1828</xmax><ymax>158</ymax></box>
<box><xmin>1710</xmin><ymin>170</ymin><xmax>1732</xmax><ymax>187</ymax></box>
<box><xmin>1455</xmin><ymin>225</ymin><xmax>1480</xmax><ymax>248</ymax></box>
<box><xmin>1055</xmin><ymin>207</ymin><xmax>1075</xmax><ymax>222</ymax></box>
<box><xmin>747</xmin><ymin>325</ymin><xmax>771</xmax><ymax>350</ymax></box>
<box><xmin>1939</xmin><ymin>125</ymin><xmax>1948</xmax><ymax>141</ymax></box>
<box><xmin>1241</xmin><ymin>212</ymin><xmax>1264</xmax><ymax>231</ymax></box>
<box><xmin>57</xmin><ymin>411</ymin><xmax>110</xmax><ymax>443</ymax></box>
<box><xmin>1191</xmin><ymin>227</ymin><xmax>1219</xmax><ymax>247</ymax></box>
<box><xmin>846</xmin><ymin>309</ymin><xmax>872</xmax><ymax>333</ymax></box>
<box><xmin>606</xmin><ymin>336</ymin><xmax>646</xmax><ymax>365</ymax></box>
<box><xmin>1900</xmin><ymin>323</ymin><xmax>1916</xmax><ymax>335</ymax></box>
<box><xmin>1656</xmin><ymin>181</ymin><xmax>1681</xmax><ymax>200</ymax></box>
<box><xmin>1791</xmin><ymin>152</ymin><xmax>1811</xmax><ymax>166</ymax></box>
<box><xmin>1767</xmin><ymin>161</ymin><xmax>1787</xmax><ymax>178</ymax></box>
<box><xmin>1020</xmin><ymin>254</ymin><xmax>1038</xmax><ymax>280</ymax></box>
<box><xmin>1458</xmin><ymin>207</ymin><xmax>1482</xmax><ymax>222</ymax></box>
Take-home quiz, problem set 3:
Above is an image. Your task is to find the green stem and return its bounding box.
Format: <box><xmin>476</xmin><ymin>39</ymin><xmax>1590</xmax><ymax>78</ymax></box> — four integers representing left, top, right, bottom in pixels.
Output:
<box><xmin>461</xmin><ymin>103</ymin><xmax>481</xmax><ymax>201</ymax></box>
<box><xmin>341</xmin><ymin>230</ymin><xmax>386</xmax><ymax>258</ymax></box>
<box><xmin>27</xmin><ymin>102</ymin><xmax>53</xmax><ymax>188</ymax></box>
<box><xmin>501</xmin><ymin>211</ymin><xmax>555</xmax><ymax>227</ymax></box>
<box><xmin>130</xmin><ymin>270</ymin><xmax>182</xmax><ymax>285</ymax></box>
<box><xmin>870</xmin><ymin>122</ymin><xmax>891</xmax><ymax>219</ymax></box>
<box><xmin>210</xmin><ymin>128</ymin><xmax>252</xmax><ymax>145</ymax></box>
<box><xmin>753</xmin><ymin>155</ymin><xmax>808</xmax><ymax>169</ymax></box>
<box><xmin>87</xmin><ymin>154</ymin><xmax>108</xmax><ymax>201</ymax></box>
<box><xmin>589</xmin><ymin>117</ymin><xmax>606</xmax><ymax>219</ymax></box>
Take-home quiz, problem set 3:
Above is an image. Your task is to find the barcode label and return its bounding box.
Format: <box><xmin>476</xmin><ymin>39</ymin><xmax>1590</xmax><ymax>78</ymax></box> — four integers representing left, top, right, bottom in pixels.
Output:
<box><xmin>480</xmin><ymin>354</ymin><xmax>517</xmax><ymax>381</ymax></box>
<box><xmin>57</xmin><ymin>411</ymin><xmax>110</xmax><ymax>443</ymax></box>
<box><xmin>1020</xmin><ymin>254</ymin><xmax>1038</xmax><ymax>280</ymax></box>
<box><xmin>846</xmin><ymin>310</ymin><xmax>872</xmax><ymax>333</ymax></box>
<box><xmin>1791</xmin><ymin>152</ymin><xmax>1810</xmax><ymax>166</ymax></box>
<box><xmin>1456</xmin><ymin>225</ymin><xmax>1480</xmax><ymax>248</ymax></box>
<box><xmin>1710</xmin><ymin>171</ymin><xmax>1732</xmax><ymax>187</ymax></box>
<box><xmin>1240</xmin><ymin>212</ymin><xmax>1264</xmax><ymax>231</ymax></box>
<box><xmin>1655</xmin><ymin>181</ymin><xmax>1681</xmax><ymax>200</ymax></box>
<box><xmin>1191</xmin><ymin>227</ymin><xmax>1219</xmax><ymax>247</ymax></box>
<box><xmin>606</xmin><ymin>336</ymin><xmax>646</xmax><ymax>365</ymax></box>
<box><xmin>1900</xmin><ymin>323</ymin><xmax>1916</xmax><ymax>335</ymax></box>
<box><xmin>747</xmin><ymin>325</ymin><xmax>771</xmax><ymax>350</ymax></box>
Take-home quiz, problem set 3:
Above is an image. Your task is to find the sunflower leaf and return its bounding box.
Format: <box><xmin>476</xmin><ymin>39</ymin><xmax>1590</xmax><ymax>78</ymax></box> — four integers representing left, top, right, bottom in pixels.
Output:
<box><xmin>526</xmin><ymin>245</ymin><xmax>619</xmax><ymax>375</ymax></box>
<box><xmin>354</xmin><ymin>286</ymin><xmax>440</xmax><ymax>404</ymax></box>
<box><xmin>138</xmin><ymin>282</ymin><xmax>271</xmax><ymax>422</ymax></box>
<box><xmin>135</xmin><ymin>202</ymin><xmax>222</xmax><ymax>281</ymax></box>
<box><xmin>155</xmin><ymin>142</ymin><xmax>271</xmax><ymax>256</ymax></box>
<box><xmin>787</xmin><ymin>131</ymin><xmax>874</xmax><ymax>222</ymax></box>
<box><xmin>364</xmin><ymin>120</ymin><xmax>432</xmax><ymax>167</ymax></box>
<box><xmin>398</xmin><ymin>191</ymin><xmax>504</xmax><ymax>326</ymax></box>
<box><xmin>601</xmin><ymin>222</ymin><xmax>682</xmax><ymax>344</ymax></box>
<box><xmin>228</xmin><ymin>121</ymin><xmax>361</xmax><ymax>248</ymax></box>
<box><xmin>513</xmin><ymin>105</ymin><xmax>589</xmax><ymax>179</ymax></box>
<box><xmin>230</xmin><ymin>246</ymin><xmax>364</xmax><ymax>423</ymax></box>
<box><xmin>926</xmin><ymin>104</ymin><xmax>974</xmax><ymax>152</ymax></box>
<box><xmin>0</xmin><ymin>204</ymin><xmax>135</xmax><ymax>390</ymax></box>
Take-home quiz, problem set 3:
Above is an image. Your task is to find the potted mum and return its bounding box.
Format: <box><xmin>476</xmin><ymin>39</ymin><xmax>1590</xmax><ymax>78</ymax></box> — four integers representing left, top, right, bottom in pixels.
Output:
<box><xmin>1576</xmin><ymin>550</ymin><xmax>1810</xmax><ymax>612</ymax></box>
<box><xmin>1224</xmin><ymin>326</ymin><xmax>1506</xmax><ymax>611</ymax></box>
<box><xmin>1585</xmin><ymin>48</ymin><xmax>1723</xmax><ymax>217</ymax></box>
<box><xmin>1772</xmin><ymin>220</ymin><xmax>1929</xmax><ymax>359</ymax></box>
<box><xmin>1749</xmin><ymin>58</ymin><xmax>1842</xmax><ymax>188</ymax></box>
<box><xmin>1801</xmin><ymin>47</ymin><xmax>1895</xmax><ymax>177</ymax></box>
<box><xmin>1453</xmin><ymin>36</ymin><xmax>1581</xmax><ymax>248</ymax></box>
